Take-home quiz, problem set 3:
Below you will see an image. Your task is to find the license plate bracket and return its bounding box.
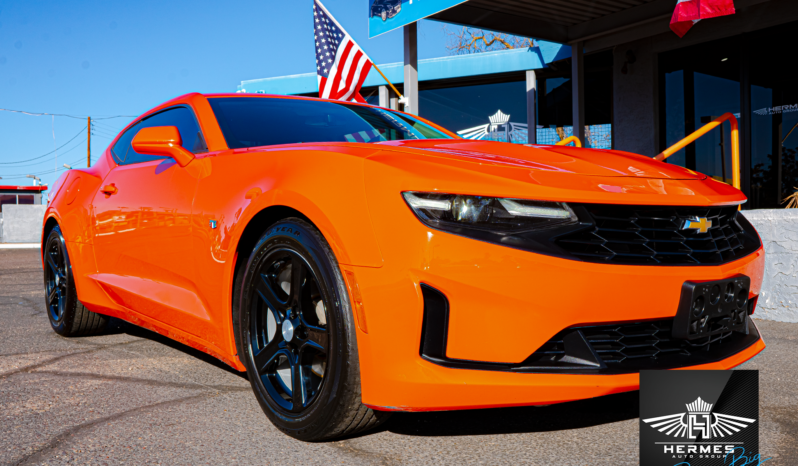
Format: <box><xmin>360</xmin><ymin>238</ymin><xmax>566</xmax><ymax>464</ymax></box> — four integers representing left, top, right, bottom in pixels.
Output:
<box><xmin>672</xmin><ymin>274</ymin><xmax>751</xmax><ymax>340</ymax></box>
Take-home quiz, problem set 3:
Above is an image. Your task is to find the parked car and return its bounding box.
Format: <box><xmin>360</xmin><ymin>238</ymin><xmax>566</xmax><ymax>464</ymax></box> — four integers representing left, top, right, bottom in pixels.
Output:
<box><xmin>370</xmin><ymin>0</ymin><xmax>401</xmax><ymax>21</ymax></box>
<box><xmin>41</xmin><ymin>93</ymin><xmax>766</xmax><ymax>441</ymax></box>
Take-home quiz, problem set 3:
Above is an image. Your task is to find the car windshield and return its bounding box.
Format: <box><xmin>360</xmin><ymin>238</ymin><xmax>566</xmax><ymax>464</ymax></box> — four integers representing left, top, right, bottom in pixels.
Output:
<box><xmin>208</xmin><ymin>97</ymin><xmax>453</xmax><ymax>149</ymax></box>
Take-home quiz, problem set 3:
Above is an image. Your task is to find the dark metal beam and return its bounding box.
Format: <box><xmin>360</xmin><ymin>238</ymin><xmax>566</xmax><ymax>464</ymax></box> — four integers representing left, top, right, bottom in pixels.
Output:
<box><xmin>470</xmin><ymin>0</ymin><xmax>600</xmax><ymax>23</ymax></box>
<box><xmin>433</xmin><ymin>0</ymin><xmax>678</xmax><ymax>45</ymax></box>
<box><xmin>567</xmin><ymin>0</ymin><xmax>675</xmax><ymax>42</ymax></box>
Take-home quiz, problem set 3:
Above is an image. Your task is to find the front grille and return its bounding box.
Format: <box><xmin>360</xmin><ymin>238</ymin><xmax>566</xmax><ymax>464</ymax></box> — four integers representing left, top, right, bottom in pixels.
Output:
<box><xmin>556</xmin><ymin>205</ymin><xmax>760</xmax><ymax>265</ymax></box>
<box><xmin>522</xmin><ymin>318</ymin><xmax>758</xmax><ymax>373</ymax></box>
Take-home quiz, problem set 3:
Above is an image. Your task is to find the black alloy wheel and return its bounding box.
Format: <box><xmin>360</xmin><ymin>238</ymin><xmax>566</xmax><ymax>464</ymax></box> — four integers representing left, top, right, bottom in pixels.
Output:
<box><xmin>237</xmin><ymin>219</ymin><xmax>388</xmax><ymax>441</ymax></box>
<box><xmin>44</xmin><ymin>229</ymin><xmax>69</xmax><ymax>323</ymax></box>
<box><xmin>43</xmin><ymin>226</ymin><xmax>109</xmax><ymax>336</ymax></box>
<box><xmin>250</xmin><ymin>248</ymin><xmax>329</xmax><ymax>412</ymax></box>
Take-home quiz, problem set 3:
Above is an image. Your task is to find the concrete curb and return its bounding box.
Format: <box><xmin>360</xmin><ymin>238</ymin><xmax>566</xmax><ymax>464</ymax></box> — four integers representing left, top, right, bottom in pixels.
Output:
<box><xmin>0</xmin><ymin>243</ymin><xmax>40</xmax><ymax>249</ymax></box>
<box><xmin>742</xmin><ymin>209</ymin><xmax>798</xmax><ymax>323</ymax></box>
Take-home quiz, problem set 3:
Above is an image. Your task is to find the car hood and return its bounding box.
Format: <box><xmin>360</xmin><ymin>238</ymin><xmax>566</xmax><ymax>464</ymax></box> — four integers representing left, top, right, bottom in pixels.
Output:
<box><xmin>374</xmin><ymin>139</ymin><xmax>705</xmax><ymax>180</ymax></box>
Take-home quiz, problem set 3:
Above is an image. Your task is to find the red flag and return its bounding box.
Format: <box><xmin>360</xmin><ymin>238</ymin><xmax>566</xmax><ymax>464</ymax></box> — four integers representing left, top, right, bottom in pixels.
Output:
<box><xmin>670</xmin><ymin>0</ymin><xmax>736</xmax><ymax>38</ymax></box>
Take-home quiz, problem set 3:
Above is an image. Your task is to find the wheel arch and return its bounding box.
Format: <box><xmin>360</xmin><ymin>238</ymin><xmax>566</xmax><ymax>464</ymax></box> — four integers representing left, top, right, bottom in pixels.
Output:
<box><xmin>41</xmin><ymin>215</ymin><xmax>61</xmax><ymax>265</ymax></box>
<box><xmin>229</xmin><ymin>205</ymin><xmax>315</xmax><ymax>360</ymax></box>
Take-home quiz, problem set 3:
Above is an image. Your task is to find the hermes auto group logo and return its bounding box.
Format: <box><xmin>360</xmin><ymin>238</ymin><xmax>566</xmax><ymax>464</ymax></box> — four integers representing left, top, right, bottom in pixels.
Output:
<box><xmin>639</xmin><ymin>370</ymin><xmax>760</xmax><ymax>466</ymax></box>
<box><xmin>642</xmin><ymin>396</ymin><xmax>756</xmax><ymax>439</ymax></box>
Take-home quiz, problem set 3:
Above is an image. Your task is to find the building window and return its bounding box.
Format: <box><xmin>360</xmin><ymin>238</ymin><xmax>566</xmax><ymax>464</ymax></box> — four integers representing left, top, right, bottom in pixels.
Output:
<box><xmin>536</xmin><ymin>64</ymin><xmax>613</xmax><ymax>149</ymax></box>
<box><xmin>0</xmin><ymin>195</ymin><xmax>16</xmax><ymax>213</ymax></box>
<box><xmin>660</xmin><ymin>21</ymin><xmax>798</xmax><ymax>209</ymax></box>
<box><xmin>416</xmin><ymin>66</ymin><xmax>613</xmax><ymax>149</ymax></box>
<box><xmin>660</xmin><ymin>38</ymin><xmax>740</xmax><ymax>184</ymax></box>
<box><xmin>419</xmin><ymin>80</ymin><xmax>528</xmax><ymax>142</ymax></box>
<box><xmin>749</xmin><ymin>23</ymin><xmax>798</xmax><ymax>209</ymax></box>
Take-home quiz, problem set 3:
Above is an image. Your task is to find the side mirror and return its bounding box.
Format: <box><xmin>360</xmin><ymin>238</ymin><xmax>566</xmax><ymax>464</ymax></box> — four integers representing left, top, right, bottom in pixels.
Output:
<box><xmin>131</xmin><ymin>126</ymin><xmax>195</xmax><ymax>167</ymax></box>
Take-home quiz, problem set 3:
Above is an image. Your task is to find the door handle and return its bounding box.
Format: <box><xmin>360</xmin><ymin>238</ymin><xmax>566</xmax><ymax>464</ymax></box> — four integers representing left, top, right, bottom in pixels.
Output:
<box><xmin>101</xmin><ymin>184</ymin><xmax>118</xmax><ymax>196</ymax></box>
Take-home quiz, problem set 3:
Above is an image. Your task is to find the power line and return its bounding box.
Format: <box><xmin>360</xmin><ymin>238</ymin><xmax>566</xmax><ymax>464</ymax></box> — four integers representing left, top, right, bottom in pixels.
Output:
<box><xmin>0</xmin><ymin>154</ymin><xmax>99</xmax><ymax>179</ymax></box>
<box><xmin>0</xmin><ymin>138</ymin><xmax>87</xmax><ymax>169</ymax></box>
<box><xmin>0</xmin><ymin>108</ymin><xmax>137</xmax><ymax>120</ymax></box>
<box><xmin>91</xmin><ymin>120</ymin><xmax>123</xmax><ymax>133</ymax></box>
<box><xmin>92</xmin><ymin>119</ymin><xmax>127</xmax><ymax>129</ymax></box>
<box><xmin>0</xmin><ymin>127</ymin><xmax>86</xmax><ymax>165</ymax></box>
<box><xmin>91</xmin><ymin>127</ymin><xmax>118</xmax><ymax>138</ymax></box>
<box><xmin>91</xmin><ymin>129</ymin><xmax>121</xmax><ymax>138</ymax></box>
<box><xmin>93</xmin><ymin>115</ymin><xmax>137</xmax><ymax>120</ymax></box>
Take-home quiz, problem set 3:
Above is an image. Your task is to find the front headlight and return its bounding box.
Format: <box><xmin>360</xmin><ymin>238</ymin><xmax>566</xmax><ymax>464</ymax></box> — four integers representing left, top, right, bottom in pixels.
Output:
<box><xmin>402</xmin><ymin>192</ymin><xmax>577</xmax><ymax>232</ymax></box>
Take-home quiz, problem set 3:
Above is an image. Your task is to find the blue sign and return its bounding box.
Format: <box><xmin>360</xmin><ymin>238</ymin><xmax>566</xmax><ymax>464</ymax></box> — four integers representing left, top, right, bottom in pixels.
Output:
<box><xmin>369</xmin><ymin>0</ymin><xmax>467</xmax><ymax>38</ymax></box>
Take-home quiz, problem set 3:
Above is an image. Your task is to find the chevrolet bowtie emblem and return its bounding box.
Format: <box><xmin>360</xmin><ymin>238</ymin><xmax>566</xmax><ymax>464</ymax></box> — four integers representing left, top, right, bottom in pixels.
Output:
<box><xmin>682</xmin><ymin>217</ymin><xmax>712</xmax><ymax>234</ymax></box>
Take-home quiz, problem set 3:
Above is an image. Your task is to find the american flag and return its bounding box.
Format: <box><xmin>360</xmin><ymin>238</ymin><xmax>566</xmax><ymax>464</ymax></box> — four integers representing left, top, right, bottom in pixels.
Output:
<box><xmin>314</xmin><ymin>0</ymin><xmax>373</xmax><ymax>103</ymax></box>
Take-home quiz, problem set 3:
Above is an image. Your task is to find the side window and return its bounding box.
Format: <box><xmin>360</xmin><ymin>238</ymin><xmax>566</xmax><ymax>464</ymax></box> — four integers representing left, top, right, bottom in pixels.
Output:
<box><xmin>111</xmin><ymin>106</ymin><xmax>207</xmax><ymax>165</ymax></box>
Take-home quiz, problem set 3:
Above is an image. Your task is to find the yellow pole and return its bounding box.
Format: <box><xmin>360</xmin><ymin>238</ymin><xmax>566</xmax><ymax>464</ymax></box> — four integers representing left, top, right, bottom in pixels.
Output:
<box><xmin>371</xmin><ymin>63</ymin><xmax>403</xmax><ymax>100</ymax></box>
<box><xmin>555</xmin><ymin>136</ymin><xmax>582</xmax><ymax>147</ymax></box>
<box><xmin>654</xmin><ymin>112</ymin><xmax>740</xmax><ymax>191</ymax></box>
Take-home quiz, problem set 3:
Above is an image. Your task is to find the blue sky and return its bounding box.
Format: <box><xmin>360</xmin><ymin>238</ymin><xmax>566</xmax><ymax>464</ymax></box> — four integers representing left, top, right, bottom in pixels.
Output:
<box><xmin>0</xmin><ymin>0</ymin><xmax>452</xmax><ymax>190</ymax></box>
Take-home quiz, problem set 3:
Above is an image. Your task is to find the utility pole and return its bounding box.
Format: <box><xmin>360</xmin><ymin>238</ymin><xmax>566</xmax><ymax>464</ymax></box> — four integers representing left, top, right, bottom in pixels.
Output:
<box><xmin>87</xmin><ymin>116</ymin><xmax>91</xmax><ymax>167</ymax></box>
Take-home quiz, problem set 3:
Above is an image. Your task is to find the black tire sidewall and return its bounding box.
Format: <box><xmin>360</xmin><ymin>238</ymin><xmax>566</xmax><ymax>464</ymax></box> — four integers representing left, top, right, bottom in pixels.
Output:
<box><xmin>44</xmin><ymin>226</ymin><xmax>79</xmax><ymax>335</ymax></box>
<box><xmin>237</xmin><ymin>219</ymin><xmax>356</xmax><ymax>440</ymax></box>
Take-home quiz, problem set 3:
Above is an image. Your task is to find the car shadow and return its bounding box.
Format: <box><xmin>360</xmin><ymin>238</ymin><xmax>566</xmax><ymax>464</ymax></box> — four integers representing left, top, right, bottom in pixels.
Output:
<box><xmin>376</xmin><ymin>391</ymin><xmax>639</xmax><ymax>437</ymax></box>
<box><xmin>103</xmin><ymin>319</ymin><xmax>639</xmax><ymax>438</ymax></box>
<box><xmin>106</xmin><ymin>318</ymin><xmax>249</xmax><ymax>380</ymax></box>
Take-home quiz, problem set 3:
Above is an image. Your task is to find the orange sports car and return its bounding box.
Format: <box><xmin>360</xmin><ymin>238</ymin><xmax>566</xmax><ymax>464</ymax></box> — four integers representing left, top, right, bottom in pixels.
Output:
<box><xmin>42</xmin><ymin>93</ymin><xmax>766</xmax><ymax>441</ymax></box>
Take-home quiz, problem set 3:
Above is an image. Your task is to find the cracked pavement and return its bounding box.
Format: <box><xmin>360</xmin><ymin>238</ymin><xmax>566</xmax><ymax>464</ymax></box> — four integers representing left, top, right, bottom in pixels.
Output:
<box><xmin>1</xmin><ymin>249</ymin><xmax>796</xmax><ymax>465</ymax></box>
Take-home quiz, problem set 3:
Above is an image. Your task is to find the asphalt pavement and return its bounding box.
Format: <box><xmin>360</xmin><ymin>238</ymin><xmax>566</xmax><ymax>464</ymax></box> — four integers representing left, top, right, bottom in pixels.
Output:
<box><xmin>1</xmin><ymin>249</ymin><xmax>796</xmax><ymax>465</ymax></box>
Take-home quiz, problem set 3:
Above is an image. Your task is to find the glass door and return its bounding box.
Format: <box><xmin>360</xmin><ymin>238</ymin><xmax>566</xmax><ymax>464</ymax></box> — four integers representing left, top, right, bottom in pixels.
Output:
<box><xmin>749</xmin><ymin>23</ymin><xmax>798</xmax><ymax>209</ymax></box>
<box><xmin>660</xmin><ymin>38</ymin><xmax>740</xmax><ymax>183</ymax></box>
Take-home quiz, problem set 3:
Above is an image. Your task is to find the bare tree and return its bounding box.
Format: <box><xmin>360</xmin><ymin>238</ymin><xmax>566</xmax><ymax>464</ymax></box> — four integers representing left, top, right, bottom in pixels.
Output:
<box><xmin>443</xmin><ymin>26</ymin><xmax>535</xmax><ymax>55</ymax></box>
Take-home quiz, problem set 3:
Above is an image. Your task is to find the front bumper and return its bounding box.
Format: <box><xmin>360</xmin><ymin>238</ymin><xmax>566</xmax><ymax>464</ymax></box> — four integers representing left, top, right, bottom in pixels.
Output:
<box><xmin>354</xmin><ymin>156</ymin><xmax>765</xmax><ymax>411</ymax></box>
<box><xmin>350</xmin><ymin>216</ymin><xmax>765</xmax><ymax>412</ymax></box>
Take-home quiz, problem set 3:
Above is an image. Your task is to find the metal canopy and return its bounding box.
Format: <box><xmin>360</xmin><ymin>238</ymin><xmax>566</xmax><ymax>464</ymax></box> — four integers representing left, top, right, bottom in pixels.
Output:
<box><xmin>431</xmin><ymin>0</ymin><xmax>676</xmax><ymax>44</ymax></box>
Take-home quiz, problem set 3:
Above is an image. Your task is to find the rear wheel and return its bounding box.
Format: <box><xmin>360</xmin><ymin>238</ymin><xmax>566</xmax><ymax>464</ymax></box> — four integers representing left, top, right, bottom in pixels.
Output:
<box><xmin>44</xmin><ymin>226</ymin><xmax>109</xmax><ymax>336</ymax></box>
<box><xmin>237</xmin><ymin>219</ymin><xmax>388</xmax><ymax>441</ymax></box>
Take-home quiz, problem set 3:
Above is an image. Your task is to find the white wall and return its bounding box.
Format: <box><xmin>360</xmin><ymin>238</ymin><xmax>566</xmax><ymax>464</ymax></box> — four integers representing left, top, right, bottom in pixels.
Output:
<box><xmin>0</xmin><ymin>205</ymin><xmax>46</xmax><ymax>243</ymax></box>
<box><xmin>742</xmin><ymin>209</ymin><xmax>798</xmax><ymax>323</ymax></box>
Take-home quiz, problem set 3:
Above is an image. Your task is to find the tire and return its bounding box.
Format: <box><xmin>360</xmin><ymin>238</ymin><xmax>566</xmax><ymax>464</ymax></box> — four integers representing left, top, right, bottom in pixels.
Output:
<box><xmin>381</xmin><ymin>10</ymin><xmax>387</xmax><ymax>21</ymax></box>
<box><xmin>236</xmin><ymin>218</ymin><xmax>389</xmax><ymax>441</ymax></box>
<box><xmin>44</xmin><ymin>225</ymin><xmax>110</xmax><ymax>337</ymax></box>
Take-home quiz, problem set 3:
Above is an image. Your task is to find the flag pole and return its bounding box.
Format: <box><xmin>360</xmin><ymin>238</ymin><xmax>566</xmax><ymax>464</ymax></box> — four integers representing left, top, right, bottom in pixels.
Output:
<box><xmin>371</xmin><ymin>63</ymin><xmax>403</xmax><ymax>99</ymax></box>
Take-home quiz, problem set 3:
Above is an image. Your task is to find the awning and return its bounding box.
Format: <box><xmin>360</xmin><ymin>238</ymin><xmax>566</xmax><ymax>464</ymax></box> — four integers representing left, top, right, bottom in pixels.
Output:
<box><xmin>431</xmin><ymin>0</ymin><xmax>775</xmax><ymax>48</ymax></box>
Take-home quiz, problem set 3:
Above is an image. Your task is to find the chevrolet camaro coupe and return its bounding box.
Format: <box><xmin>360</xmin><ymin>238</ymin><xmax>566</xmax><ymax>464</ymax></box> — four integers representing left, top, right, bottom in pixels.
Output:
<box><xmin>42</xmin><ymin>93</ymin><xmax>766</xmax><ymax>441</ymax></box>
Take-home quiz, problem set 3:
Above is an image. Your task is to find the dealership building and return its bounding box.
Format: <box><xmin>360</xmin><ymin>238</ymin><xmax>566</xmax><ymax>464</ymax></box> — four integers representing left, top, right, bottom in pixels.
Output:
<box><xmin>239</xmin><ymin>0</ymin><xmax>797</xmax><ymax>213</ymax></box>
<box><xmin>239</xmin><ymin>0</ymin><xmax>798</xmax><ymax>321</ymax></box>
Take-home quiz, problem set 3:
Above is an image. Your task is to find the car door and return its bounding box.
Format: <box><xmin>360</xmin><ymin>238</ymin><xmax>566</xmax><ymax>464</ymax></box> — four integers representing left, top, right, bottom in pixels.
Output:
<box><xmin>91</xmin><ymin>106</ymin><xmax>214</xmax><ymax>338</ymax></box>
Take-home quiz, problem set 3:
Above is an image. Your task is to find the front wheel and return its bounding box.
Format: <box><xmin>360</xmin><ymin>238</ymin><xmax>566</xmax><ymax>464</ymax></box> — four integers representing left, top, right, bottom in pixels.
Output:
<box><xmin>381</xmin><ymin>10</ymin><xmax>387</xmax><ymax>21</ymax></box>
<box><xmin>237</xmin><ymin>219</ymin><xmax>388</xmax><ymax>441</ymax></box>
